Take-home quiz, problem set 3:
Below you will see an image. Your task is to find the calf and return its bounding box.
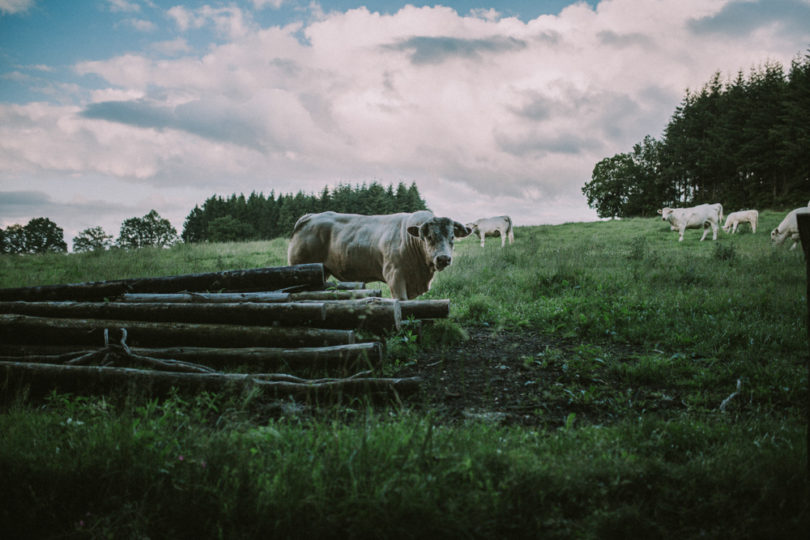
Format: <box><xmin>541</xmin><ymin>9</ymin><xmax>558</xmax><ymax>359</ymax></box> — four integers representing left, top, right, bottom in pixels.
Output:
<box><xmin>287</xmin><ymin>211</ymin><xmax>471</xmax><ymax>300</ymax></box>
<box><xmin>722</xmin><ymin>210</ymin><xmax>758</xmax><ymax>234</ymax></box>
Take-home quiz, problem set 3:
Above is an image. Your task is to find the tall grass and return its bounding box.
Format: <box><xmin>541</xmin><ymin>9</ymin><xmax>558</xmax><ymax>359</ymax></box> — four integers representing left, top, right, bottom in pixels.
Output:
<box><xmin>1</xmin><ymin>212</ymin><xmax>808</xmax><ymax>537</ymax></box>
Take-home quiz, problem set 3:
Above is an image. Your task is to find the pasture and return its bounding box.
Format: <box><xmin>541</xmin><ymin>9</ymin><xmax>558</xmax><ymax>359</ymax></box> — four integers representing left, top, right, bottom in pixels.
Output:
<box><xmin>1</xmin><ymin>211</ymin><xmax>807</xmax><ymax>538</ymax></box>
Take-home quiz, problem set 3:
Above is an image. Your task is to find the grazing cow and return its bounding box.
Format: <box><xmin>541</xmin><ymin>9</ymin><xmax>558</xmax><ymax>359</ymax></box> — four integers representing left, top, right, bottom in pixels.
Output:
<box><xmin>770</xmin><ymin>207</ymin><xmax>810</xmax><ymax>250</ymax></box>
<box><xmin>287</xmin><ymin>211</ymin><xmax>472</xmax><ymax>300</ymax></box>
<box><xmin>466</xmin><ymin>215</ymin><xmax>515</xmax><ymax>247</ymax></box>
<box><xmin>722</xmin><ymin>210</ymin><xmax>759</xmax><ymax>234</ymax></box>
<box><xmin>657</xmin><ymin>203</ymin><xmax>723</xmax><ymax>242</ymax></box>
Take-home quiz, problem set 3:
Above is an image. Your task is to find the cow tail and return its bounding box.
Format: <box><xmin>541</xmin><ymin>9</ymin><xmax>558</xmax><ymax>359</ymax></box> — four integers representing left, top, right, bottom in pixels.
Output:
<box><xmin>506</xmin><ymin>216</ymin><xmax>514</xmax><ymax>241</ymax></box>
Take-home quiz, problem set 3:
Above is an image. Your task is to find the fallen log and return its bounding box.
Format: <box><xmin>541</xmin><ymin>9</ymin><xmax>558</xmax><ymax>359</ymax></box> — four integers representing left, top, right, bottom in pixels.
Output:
<box><xmin>0</xmin><ymin>263</ymin><xmax>326</xmax><ymax>302</ymax></box>
<box><xmin>0</xmin><ymin>313</ymin><xmax>355</xmax><ymax>348</ymax></box>
<box><xmin>119</xmin><ymin>289</ymin><xmax>384</xmax><ymax>303</ymax></box>
<box><xmin>0</xmin><ymin>301</ymin><xmax>327</xmax><ymax>327</ymax></box>
<box><xmin>400</xmin><ymin>299</ymin><xmax>450</xmax><ymax>319</ymax></box>
<box><xmin>320</xmin><ymin>298</ymin><xmax>401</xmax><ymax>333</ymax></box>
<box><xmin>0</xmin><ymin>342</ymin><xmax>383</xmax><ymax>373</ymax></box>
<box><xmin>0</xmin><ymin>361</ymin><xmax>421</xmax><ymax>402</ymax></box>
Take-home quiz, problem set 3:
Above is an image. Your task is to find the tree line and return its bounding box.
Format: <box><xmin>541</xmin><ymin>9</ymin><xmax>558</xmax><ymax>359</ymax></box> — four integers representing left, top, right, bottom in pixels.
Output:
<box><xmin>582</xmin><ymin>52</ymin><xmax>810</xmax><ymax>218</ymax></box>
<box><xmin>1</xmin><ymin>181</ymin><xmax>427</xmax><ymax>254</ymax></box>
<box><xmin>181</xmin><ymin>181</ymin><xmax>427</xmax><ymax>243</ymax></box>
<box><xmin>1</xmin><ymin>210</ymin><xmax>179</xmax><ymax>254</ymax></box>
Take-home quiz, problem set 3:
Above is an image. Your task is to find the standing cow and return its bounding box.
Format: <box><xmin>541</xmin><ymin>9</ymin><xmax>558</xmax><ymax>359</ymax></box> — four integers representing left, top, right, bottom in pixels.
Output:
<box><xmin>466</xmin><ymin>215</ymin><xmax>514</xmax><ymax>247</ymax></box>
<box><xmin>287</xmin><ymin>211</ymin><xmax>472</xmax><ymax>300</ymax></box>
<box><xmin>658</xmin><ymin>203</ymin><xmax>723</xmax><ymax>242</ymax></box>
<box><xmin>771</xmin><ymin>207</ymin><xmax>810</xmax><ymax>250</ymax></box>
<box><xmin>722</xmin><ymin>210</ymin><xmax>758</xmax><ymax>234</ymax></box>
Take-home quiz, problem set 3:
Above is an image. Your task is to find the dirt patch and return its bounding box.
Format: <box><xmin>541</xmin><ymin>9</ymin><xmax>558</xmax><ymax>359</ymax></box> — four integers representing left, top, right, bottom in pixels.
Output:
<box><xmin>396</xmin><ymin>326</ymin><xmax>684</xmax><ymax>428</ymax></box>
<box><xmin>397</xmin><ymin>327</ymin><xmax>583</xmax><ymax>428</ymax></box>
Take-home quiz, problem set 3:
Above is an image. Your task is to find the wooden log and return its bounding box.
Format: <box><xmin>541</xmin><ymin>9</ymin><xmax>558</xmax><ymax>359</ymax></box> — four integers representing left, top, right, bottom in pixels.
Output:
<box><xmin>329</xmin><ymin>281</ymin><xmax>367</xmax><ymax>290</ymax></box>
<box><xmin>0</xmin><ymin>301</ymin><xmax>327</xmax><ymax>327</ymax></box>
<box><xmin>0</xmin><ymin>313</ymin><xmax>354</xmax><ymax>348</ymax></box>
<box><xmin>0</xmin><ymin>263</ymin><xmax>326</xmax><ymax>302</ymax></box>
<box><xmin>400</xmin><ymin>299</ymin><xmax>450</xmax><ymax>319</ymax></box>
<box><xmin>320</xmin><ymin>298</ymin><xmax>401</xmax><ymax>333</ymax></box>
<box><xmin>796</xmin><ymin>212</ymin><xmax>810</xmax><ymax>480</ymax></box>
<box><xmin>119</xmin><ymin>289</ymin><xmax>384</xmax><ymax>303</ymax></box>
<box><xmin>121</xmin><ymin>292</ymin><xmax>291</xmax><ymax>303</ymax></box>
<box><xmin>0</xmin><ymin>342</ymin><xmax>383</xmax><ymax>372</ymax></box>
<box><xmin>0</xmin><ymin>361</ymin><xmax>421</xmax><ymax>402</ymax></box>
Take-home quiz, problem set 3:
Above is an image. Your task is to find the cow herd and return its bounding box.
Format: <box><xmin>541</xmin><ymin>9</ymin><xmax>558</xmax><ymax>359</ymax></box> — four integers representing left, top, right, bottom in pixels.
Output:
<box><xmin>286</xmin><ymin>202</ymin><xmax>809</xmax><ymax>299</ymax></box>
<box><xmin>658</xmin><ymin>201</ymin><xmax>810</xmax><ymax>251</ymax></box>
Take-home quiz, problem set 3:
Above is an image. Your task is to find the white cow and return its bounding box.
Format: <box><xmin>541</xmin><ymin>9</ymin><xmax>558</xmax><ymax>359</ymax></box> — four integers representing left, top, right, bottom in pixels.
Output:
<box><xmin>722</xmin><ymin>210</ymin><xmax>758</xmax><ymax>234</ymax></box>
<box><xmin>287</xmin><ymin>211</ymin><xmax>472</xmax><ymax>300</ymax></box>
<box><xmin>658</xmin><ymin>203</ymin><xmax>723</xmax><ymax>242</ymax></box>
<box><xmin>466</xmin><ymin>215</ymin><xmax>514</xmax><ymax>247</ymax></box>
<box><xmin>770</xmin><ymin>207</ymin><xmax>810</xmax><ymax>250</ymax></box>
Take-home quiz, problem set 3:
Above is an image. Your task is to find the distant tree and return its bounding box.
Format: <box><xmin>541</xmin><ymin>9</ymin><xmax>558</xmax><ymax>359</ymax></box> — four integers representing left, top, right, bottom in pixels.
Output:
<box><xmin>73</xmin><ymin>226</ymin><xmax>114</xmax><ymax>253</ymax></box>
<box><xmin>207</xmin><ymin>215</ymin><xmax>255</xmax><ymax>242</ymax></box>
<box><xmin>118</xmin><ymin>210</ymin><xmax>179</xmax><ymax>249</ymax></box>
<box><xmin>24</xmin><ymin>217</ymin><xmax>67</xmax><ymax>254</ymax></box>
<box><xmin>2</xmin><ymin>224</ymin><xmax>27</xmax><ymax>254</ymax></box>
<box><xmin>0</xmin><ymin>227</ymin><xmax>5</xmax><ymax>254</ymax></box>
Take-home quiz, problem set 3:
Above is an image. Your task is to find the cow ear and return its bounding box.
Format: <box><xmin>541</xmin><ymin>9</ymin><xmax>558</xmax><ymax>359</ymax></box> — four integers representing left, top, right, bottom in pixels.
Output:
<box><xmin>454</xmin><ymin>221</ymin><xmax>473</xmax><ymax>238</ymax></box>
<box><xmin>656</xmin><ymin>209</ymin><xmax>663</xmax><ymax>215</ymax></box>
<box><xmin>407</xmin><ymin>225</ymin><xmax>421</xmax><ymax>238</ymax></box>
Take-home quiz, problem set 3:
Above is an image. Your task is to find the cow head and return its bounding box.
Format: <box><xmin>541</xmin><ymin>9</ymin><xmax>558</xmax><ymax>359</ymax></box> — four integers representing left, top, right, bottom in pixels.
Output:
<box><xmin>770</xmin><ymin>227</ymin><xmax>785</xmax><ymax>245</ymax></box>
<box><xmin>408</xmin><ymin>217</ymin><xmax>472</xmax><ymax>271</ymax></box>
<box><xmin>658</xmin><ymin>208</ymin><xmax>674</xmax><ymax>221</ymax></box>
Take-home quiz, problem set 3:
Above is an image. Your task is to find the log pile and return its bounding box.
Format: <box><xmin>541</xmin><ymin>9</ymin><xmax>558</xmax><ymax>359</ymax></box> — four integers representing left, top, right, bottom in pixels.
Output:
<box><xmin>0</xmin><ymin>263</ymin><xmax>450</xmax><ymax>403</ymax></box>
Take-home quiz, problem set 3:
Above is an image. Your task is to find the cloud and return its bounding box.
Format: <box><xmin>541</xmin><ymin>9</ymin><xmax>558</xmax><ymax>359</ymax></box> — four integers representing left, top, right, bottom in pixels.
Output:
<box><xmin>107</xmin><ymin>0</ymin><xmax>140</xmax><ymax>13</ymax></box>
<box><xmin>0</xmin><ymin>0</ymin><xmax>34</xmax><ymax>15</ymax></box>
<box><xmin>386</xmin><ymin>35</ymin><xmax>527</xmax><ymax>64</ymax></box>
<box><xmin>689</xmin><ymin>0</ymin><xmax>810</xmax><ymax>37</ymax></box>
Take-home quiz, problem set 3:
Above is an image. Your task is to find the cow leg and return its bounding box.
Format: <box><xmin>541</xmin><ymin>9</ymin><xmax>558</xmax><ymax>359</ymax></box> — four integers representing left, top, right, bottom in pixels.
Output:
<box><xmin>711</xmin><ymin>221</ymin><xmax>718</xmax><ymax>240</ymax></box>
<box><xmin>732</xmin><ymin>222</ymin><xmax>738</xmax><ymax>234</ymax></box>
<box><xmin>678</xmin><ymin>225</ymin><xmax>685</xmax><ymax>242</ymax></box>
<box><xmin>480</xmin><ymin>233</ymin><xmax>485</xmax><ymax>247</ymax></box>
<box><xmin>500</xmin><ymin>231</ymin><xmax>506</xmax><ymax>247</ymax></box>
<box><xmin>387</xmin><ymin>275</ymin><xmax>409</xmax><ymax>300</ymax></box>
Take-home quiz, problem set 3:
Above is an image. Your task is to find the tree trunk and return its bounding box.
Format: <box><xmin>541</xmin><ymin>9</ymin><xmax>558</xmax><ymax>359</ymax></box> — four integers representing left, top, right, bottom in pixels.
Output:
<box><xmin>400</xmin><ymin>299</ymin><xmax>450</xmax><ymax>319</ymax></box>
<box><xmin>0</xmin><ymin>342</ymin><xmax>382</xmax><ymax>373</ymax></box>
<box><xmin>119</xmin><ymin>289</ymin><xmax>384</xmax><ymax>303</ymax></box>
<box><xmin>0</xmin><ymin>313</ymin><xmax>355</xmax><ymax>348</ymax></box>
<box><xmin>320</xmin><ymin>298</ymin><xmax>401</xmax><ymax>333</ymax></box>
<box><xmin>0</xmin><ymin>263</ymin><xmax>326</xmax><ymax>302</ymax></box>
<box><xmin>0</xmin><ymin>361</ymin><xmax>421</xmax><ymax>402</ymax></box>
<box><xmin>0</xmin><ymin>301</ymin><xmax>327</xmax><ymax>327</ymax></box>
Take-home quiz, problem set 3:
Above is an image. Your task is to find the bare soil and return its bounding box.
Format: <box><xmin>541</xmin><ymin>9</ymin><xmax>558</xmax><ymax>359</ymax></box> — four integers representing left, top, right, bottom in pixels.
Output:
<box><xmin>397</xmin><ymin>327</ymin><xmax>681</xmax><ymax>429</ymax></box>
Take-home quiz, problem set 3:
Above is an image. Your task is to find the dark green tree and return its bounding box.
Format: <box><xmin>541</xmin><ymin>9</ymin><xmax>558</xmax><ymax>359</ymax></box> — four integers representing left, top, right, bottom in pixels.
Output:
<box><xmin>24</xmin><ymin>217</ymin><xmax>67</xmax><ymax>254</ymax></box>
<box><xmin>2</xmin><ymin>224</ymin><xmax>27</xmax><ymax>254</ymax></box>
<box><xmin>118</xmin><ymin>210</ymin><xmax>179</xmax><ymax>249</ymax></box>
<box><xmin>72</xmin><ymin>226</ymin><xmax>114</xmax><ymax>253</ymax></box>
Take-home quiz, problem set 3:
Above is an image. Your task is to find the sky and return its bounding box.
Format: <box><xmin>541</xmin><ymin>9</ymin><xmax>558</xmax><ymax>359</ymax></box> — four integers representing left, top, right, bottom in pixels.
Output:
<box><xmin>1</xmin><ymin>0</ymin><xmax>809</xmax><ymax>247</ymax></box>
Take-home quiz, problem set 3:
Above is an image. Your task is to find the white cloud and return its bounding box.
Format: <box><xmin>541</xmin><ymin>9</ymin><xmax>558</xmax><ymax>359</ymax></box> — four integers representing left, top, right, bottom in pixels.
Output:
<box><xmin>252</xmin><ymin>0</ymin><xmax>285</xmax><ymax>9</ymax></box>
<box><xmin>107</xmin><ymin>0</ymin><xmax>140</xmax><ymax>13</ymax></box>
<box><xmin>2</xmin><ymin>0</ymin><xmax>809</xmax><ymax>239</ymax></box>
<box><xmin>0</xmin><ymin>0</ymin><xmax>34</xmax><ymax>15</ymax></box>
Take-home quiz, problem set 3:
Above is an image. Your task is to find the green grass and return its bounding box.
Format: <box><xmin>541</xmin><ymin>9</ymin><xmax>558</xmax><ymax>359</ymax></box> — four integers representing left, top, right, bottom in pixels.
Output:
<box><xmin>1</xmin><ymin>212</ymin><xmax>808</xmax><ymax>538</ymax></box>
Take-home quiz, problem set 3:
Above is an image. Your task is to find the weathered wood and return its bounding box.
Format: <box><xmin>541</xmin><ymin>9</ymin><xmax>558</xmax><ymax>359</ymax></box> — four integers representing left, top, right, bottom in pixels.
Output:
<box><xmin>0</xmin><ymin>313</ymin><xmax>355</xmax><ymax>348</ymax></box>
<box><xmin>320</xmin><ymin>298</ymin><xmax>401</xmax><ymax>333</ymax></box>
<box><xmin>796</xmin><ymin>212</ymin><xmax>810</xmax><ymax>480</ymax></box>
<box><xmin>0</xmin><ymin>342</ymin><xmax>383</xmax><ymax>372</ymax></box>
<box><xmin>0</xmin><ymin>263</ymin><xmax>326</xmax><ymax>302</ymax></box>
<box><xmin>119</xmin><ymin>289</ymin><xmax>384</xmax><ymax>303</ymax></box>
<box><xmin>0</xmin><ymin>361</ymin><xmax>421</xmax><ymax>402</ymax></box>
<box><xmin>329</xmin><ymin>281</ymin><xmax>366</xmax><ymax>290</ymax></box>
<box><xmin>0</xmin><ymin>301</ymin><xmax>327</xmax><ymax>327</ymax></box>
<box><xmin>400</xmin><ymin>299</ymin><xmax>450</xmax><ymax>319</ymax></box>
<box><xmin>121</xmin><ymin>292</ymin><xmax>291</xmax><ymax>303</ymax></box>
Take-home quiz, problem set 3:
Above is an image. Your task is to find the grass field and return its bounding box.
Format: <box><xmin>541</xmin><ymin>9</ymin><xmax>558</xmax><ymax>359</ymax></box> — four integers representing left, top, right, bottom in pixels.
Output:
<box><xmin>1</xmin><ymin>211</ymin><xmax>808</xmax><ymax>538</ymax></box>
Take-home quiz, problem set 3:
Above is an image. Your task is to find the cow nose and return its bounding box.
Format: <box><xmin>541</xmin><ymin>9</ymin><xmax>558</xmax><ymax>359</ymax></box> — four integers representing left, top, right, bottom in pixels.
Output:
<box><xmin>435</xmin><ymin>255</ymin><xmax>451</xmax><ymax>269</ymax></box>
